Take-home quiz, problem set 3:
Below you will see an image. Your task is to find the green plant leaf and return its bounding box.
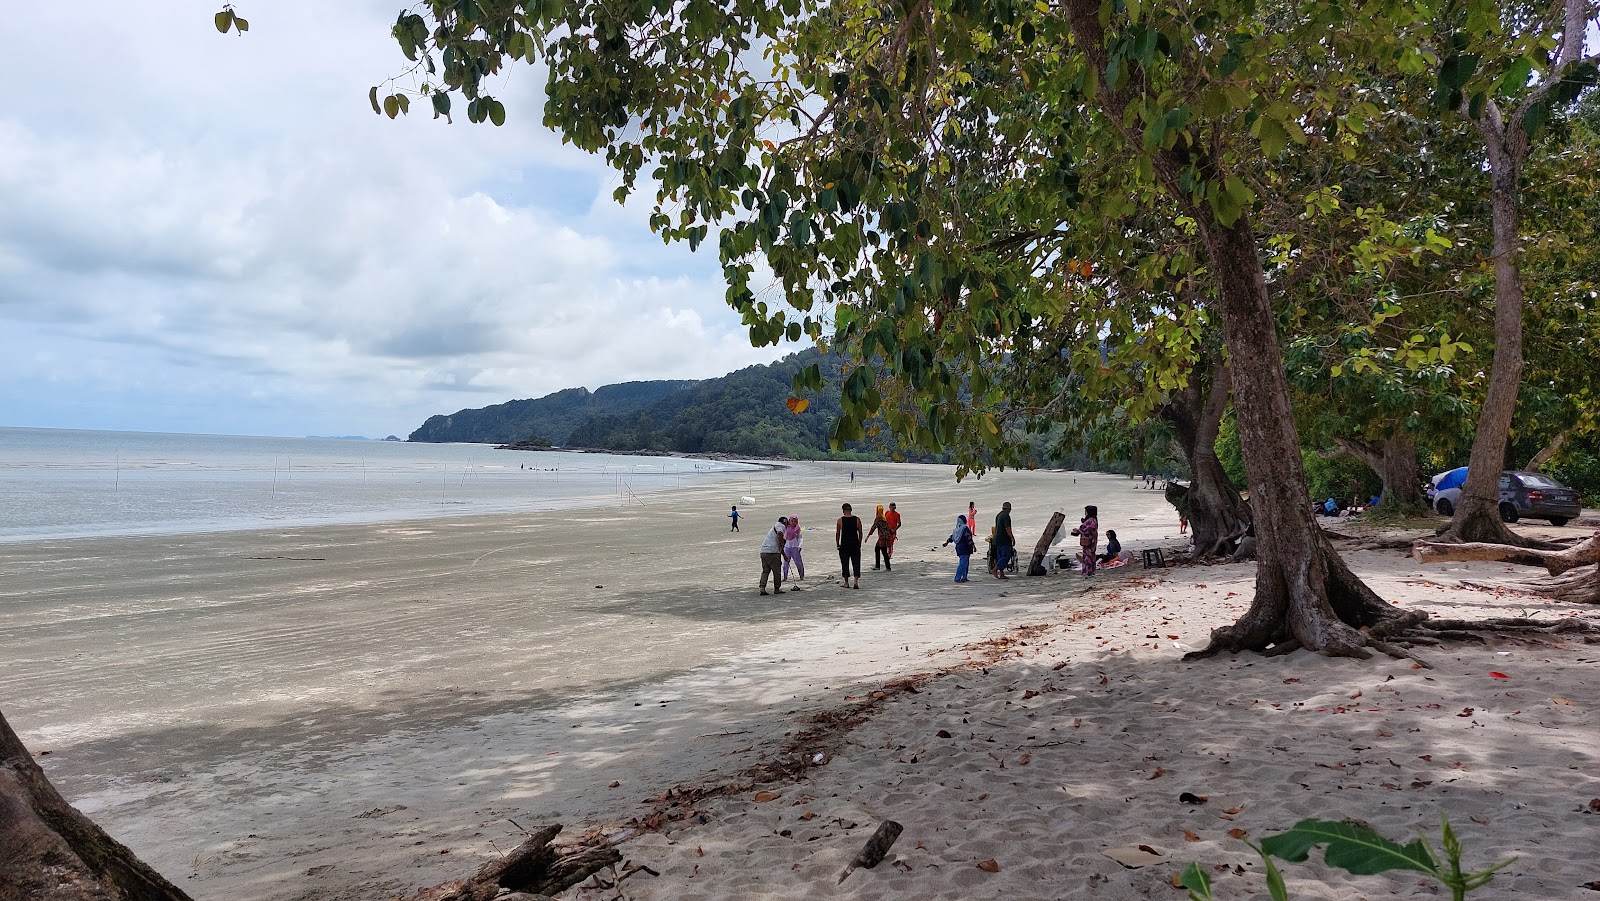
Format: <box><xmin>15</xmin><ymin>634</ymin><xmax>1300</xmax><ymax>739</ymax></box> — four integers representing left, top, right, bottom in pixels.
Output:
<box><xmin>1178</xmin><ymin>861</ymin><xmax>1212</xmax><ymax>899</ymax></box>
<box><xmin>214</xmin><ymin>9</ymin><xmax>233</xmax><ymax>33</ymax></box>
<box><xmin>1260</xmin><ymin>819</ymin><xmax>1437</xmax><ymax>876</ymax></box>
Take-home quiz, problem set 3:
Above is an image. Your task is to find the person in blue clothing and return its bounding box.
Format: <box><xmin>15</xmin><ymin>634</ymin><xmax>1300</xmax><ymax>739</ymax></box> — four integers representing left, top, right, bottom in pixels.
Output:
<box><xmin>942</xmin><ymin>514</ymin><xmax>975</xmax><ymax>582</ymax></box>
<box><xmin>729</xmin><ymin>505</ymin><xmax>741</xmax><ymax>531</ymax></box>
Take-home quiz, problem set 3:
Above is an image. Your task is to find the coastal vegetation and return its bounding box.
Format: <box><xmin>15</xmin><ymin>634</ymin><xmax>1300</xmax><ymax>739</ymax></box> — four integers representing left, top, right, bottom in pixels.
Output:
<box><xmin>378</xmin><ymin>0</ymin><xmax>1600</xmax><ymax>657</ymax></box>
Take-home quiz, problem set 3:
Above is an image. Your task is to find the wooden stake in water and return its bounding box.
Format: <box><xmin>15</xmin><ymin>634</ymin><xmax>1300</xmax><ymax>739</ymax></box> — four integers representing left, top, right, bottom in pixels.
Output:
<box><xmin>114</xmin><ymin>453</ymin><xmax>120</xmax><ymax>494</ymax></box>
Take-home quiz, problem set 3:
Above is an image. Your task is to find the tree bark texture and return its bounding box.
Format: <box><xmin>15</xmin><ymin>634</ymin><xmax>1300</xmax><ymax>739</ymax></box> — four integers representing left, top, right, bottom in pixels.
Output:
<box><xmin>1160</xmin><ymin>356</ymin><xmax>1249</xmax><ymax>553</ymax></box>
<box><xmin>1444</xmin><ymin>104</ymin><xmax>1531</xmax><ymax>545</ymax></box>
<box><xmin>1333</xmin><ymin>434</ymin><xmax>1426</xmax><ymax>516</ymax></box>
<box><xmin>0</xmin><ymin>710</ymin><xmax>192</xmax><ymax>901</ymax></box>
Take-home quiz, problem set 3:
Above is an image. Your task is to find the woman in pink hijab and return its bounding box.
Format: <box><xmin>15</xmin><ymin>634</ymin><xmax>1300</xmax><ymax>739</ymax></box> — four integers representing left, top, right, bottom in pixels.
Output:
<box><xmin>782</xmin><ymin>514</ymin><xmax>805</xmax><ymax>582</ymax></box>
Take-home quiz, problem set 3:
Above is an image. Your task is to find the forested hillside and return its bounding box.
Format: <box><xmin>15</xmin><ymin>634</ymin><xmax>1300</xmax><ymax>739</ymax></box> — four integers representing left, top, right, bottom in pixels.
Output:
<box><xmin>408</xmin><ymin>380</ymin><xmax>694</xmax><ymax>444</ymax></box>
<box><xmin>408</xmin><ymin>349</ymin><xmax>861</xmax><ymax>458</ymax></box>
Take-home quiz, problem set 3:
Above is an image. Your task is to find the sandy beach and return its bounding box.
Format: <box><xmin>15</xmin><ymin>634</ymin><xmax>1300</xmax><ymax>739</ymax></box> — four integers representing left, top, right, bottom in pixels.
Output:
<box><xmin>4</xmin><ymin>463</ymin><xmax>1597</xmax><ymax>900</ymax></box>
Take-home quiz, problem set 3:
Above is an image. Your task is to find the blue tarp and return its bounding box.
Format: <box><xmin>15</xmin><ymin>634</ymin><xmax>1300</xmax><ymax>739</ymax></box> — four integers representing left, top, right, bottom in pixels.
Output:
<box><xmin>1435</xmin><ymin>466</ymin><xmax>1469</xmax><ymax>490</ymax></box>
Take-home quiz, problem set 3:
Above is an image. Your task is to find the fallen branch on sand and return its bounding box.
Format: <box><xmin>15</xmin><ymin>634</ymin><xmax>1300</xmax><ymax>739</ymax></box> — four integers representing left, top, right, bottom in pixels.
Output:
<box><xmin>398</xmin><ymin>825</ymin><xmax>619</xmax><ymax>901</ymax></box>
<box><xmin>1414</xmin><ymin>533</ymin><xmax>1600</xmax><ymax>605</ymax></box>
<box><xmin>1413</xmin><ymin>532</ymin><xmax>1600</xmax><ymax>576</ymax></box>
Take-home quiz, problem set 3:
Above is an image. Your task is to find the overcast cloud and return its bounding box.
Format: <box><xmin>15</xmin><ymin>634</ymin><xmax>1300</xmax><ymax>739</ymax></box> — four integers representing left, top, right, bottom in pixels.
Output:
<box><xmin>0</xmin><ymin>1</ymin><xmax>795</xmax><ymax>438</ymax></box>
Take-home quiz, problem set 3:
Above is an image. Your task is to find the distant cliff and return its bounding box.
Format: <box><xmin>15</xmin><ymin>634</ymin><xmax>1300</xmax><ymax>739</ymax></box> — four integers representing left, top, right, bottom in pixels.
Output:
<box><xmin>408</xmin><ymin>380</ymin><xmax>695</xmax><ymax>445</ymax></box>
<box><xmin>408</xmin><ymin>349</ymin><xmax>863</xmax><ymax>458</ymax></box>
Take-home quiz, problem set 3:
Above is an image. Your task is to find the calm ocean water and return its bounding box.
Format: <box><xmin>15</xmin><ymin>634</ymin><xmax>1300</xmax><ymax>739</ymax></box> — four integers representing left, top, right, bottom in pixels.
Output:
<box><xmin>0</xmin><ymin>427</ymin><xmax>759</xmax><ymax>542</ymax></box>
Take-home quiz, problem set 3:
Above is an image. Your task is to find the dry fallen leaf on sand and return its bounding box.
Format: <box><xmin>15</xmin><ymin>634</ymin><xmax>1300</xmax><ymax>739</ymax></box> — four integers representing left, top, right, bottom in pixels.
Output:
<box><xmin>754</xmin><ymin>791</ymin><xmax>781</xmax><ymax>802</ymax></box>
<box><xmin>976</xmin><ymin>859</ymin><xmax>1001</xmax><ymax>873</ymax></box>
<box><xmin>1227</xmin><ymin>828</ymin><xmax>1248</xmax><ymax>839</ymax></box>
<box><xmin>1224</xmin><ymin>806</ymin><xmax>1243</xmax><ymax>815</ymax></box>
<box><xmin>1182</xmin><ymin>830</ymin><xmax>1200</xmax><ymax>842</ymax></box>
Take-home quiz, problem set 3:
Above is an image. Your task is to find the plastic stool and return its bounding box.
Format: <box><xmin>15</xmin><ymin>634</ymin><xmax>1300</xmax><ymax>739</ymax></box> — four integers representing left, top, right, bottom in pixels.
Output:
<box><xmin>1141</xmin><ymin>548</ymin><xmax>1166</xmax><ymax>568</ymax></box>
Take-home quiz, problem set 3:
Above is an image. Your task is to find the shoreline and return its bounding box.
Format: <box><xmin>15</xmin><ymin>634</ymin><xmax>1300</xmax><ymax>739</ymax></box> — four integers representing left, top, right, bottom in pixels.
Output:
<box><xmin>5</xmin><ymin>466</ymin><xmax>1178</xmax><ymax>900</ymax></box>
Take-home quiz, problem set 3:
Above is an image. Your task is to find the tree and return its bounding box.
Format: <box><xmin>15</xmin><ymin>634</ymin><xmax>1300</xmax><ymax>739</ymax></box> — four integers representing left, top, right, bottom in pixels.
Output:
<box><xmin>1432</xmin><ymin>0</ymin><xmax>1600</xmax><ymax>544</ymax></box>
<box><xmin>377</xmin><ymin>0</ymin><xmax>1479</xmax><ymax>657</ymax></box>
<box><xmin>1</xmin><ymin>709</ymin><xmax>192</xmax><ymax>901</ymax></box>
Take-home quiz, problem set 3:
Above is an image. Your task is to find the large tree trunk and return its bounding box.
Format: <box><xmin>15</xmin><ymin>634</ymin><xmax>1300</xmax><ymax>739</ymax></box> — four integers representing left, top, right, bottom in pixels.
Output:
<box><xmin>1185</xmin><ymin>218</ymin><xmax>1423</xmax><ymax>657</ymax></box>
<box><xmin>0</xmin><ymin>710</ymin><xmax>191</xmax><ymax>901</ymax></box>
<box><xmin>1333</xmin><ymin>433</ymin><xmax>1427</xmax><ymax>516</ymax></box>
<box><xmin>1160</xmin><ymin>356</ymin><xmax>1249</xmax><ymax>553</ymax></box>
<box><xmin>1441</xmin><ymin>104</ymin><xmax>1535</xmax><ymax>546</ymax></box>
<box><xmin>1061</xmin><ymin>0</ymin><xmax>1421</xmax><ymax>656</ymax></box>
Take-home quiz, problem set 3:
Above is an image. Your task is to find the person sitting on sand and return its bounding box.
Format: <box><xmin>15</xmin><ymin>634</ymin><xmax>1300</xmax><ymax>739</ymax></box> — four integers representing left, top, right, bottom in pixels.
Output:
<box><xmin>782</xmin><ymin>514</ymin><xmax>805</xmax><ymax>582</ymax></box>
<box><xmin>1097</xmin><ymin>528</ymin><xmax>1122</xmax><ymax>565</ymax></box>
<box><xmin>836</xmin><ymin>504</ymin><xmax>863</xmax><ymax>589</ymax></box>
<box><xmin>942</xmin><ymin>514</ymin><xmax>975</xmax><ymax>582</ymax></box>
<box><xmin>759</xmin><ymin>518</ymin><xmax>788</xmax><ymax>596</ymax></box>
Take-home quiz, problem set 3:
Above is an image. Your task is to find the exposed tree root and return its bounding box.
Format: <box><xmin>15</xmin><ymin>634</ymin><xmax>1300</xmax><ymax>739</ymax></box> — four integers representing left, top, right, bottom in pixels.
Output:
<box><xmin>1432</xmin><ymin>511</ymin><xmax>1565</xmax><ymax>551</ymax></box>
<box><xmin>1536</xmin><ymin>566</ymin><xmax>1600</xmax><ymax>604</ymax></box>
<box><xmin>1414</xmin><ymin>533</ymin><xmax>1600</xmax><ymax>575</ymax></box>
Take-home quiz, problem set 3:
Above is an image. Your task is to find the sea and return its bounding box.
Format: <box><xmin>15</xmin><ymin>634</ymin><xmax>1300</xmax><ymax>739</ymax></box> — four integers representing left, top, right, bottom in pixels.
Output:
<box><xmin>0</xmin><ymin>427</ymin><xmax>762</xmax><ymax>543</ymax></box>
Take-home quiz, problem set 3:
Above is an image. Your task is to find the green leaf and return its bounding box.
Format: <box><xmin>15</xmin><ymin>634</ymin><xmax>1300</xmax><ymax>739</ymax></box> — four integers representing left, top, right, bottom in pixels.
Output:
<box><xmin>1437</xmin><ymin>53</ymin><xmax>1480</xmax><ymax>92</ymax></box>
<box><xmin>431</xmin><ymin>91</ymin><xmax>451</xmax><ymax>119</ymax></box>
<box><xmin>488</xmin><ymin>98</ymin><xmax>506</xmax><ymax>126</ymax></box>
<box><xmin>383</xmin><ymin>94</ymin><xmax>400</xmax><ymax>119</ymax></box>
<box><xmin>1178</xmin><ymin>862</ymin><xmax>1211</xmax><ymax>900</ymax></box>
<box><xmin>233</xmin><ymin>16</ymin><xmax>248</xmax><ymax>32</ymax></box>
<box><xmin>370</xmin><ymin>86</ymin><xmax>382</xmax><ymax>115</ymax></box>
<box><xmin>1255</xmin><ymin>116</ymin><xmax>1289</xmax><ymax>157</ymax></box>
<box><xmin>1260</xmin><ymin>819</ymin><xmax>1438</xmax><ymax>877</ymax></box>
<box><xmin>214</xmin><ymin>9</ymin><xmax>233</xmax><ymax>33</ymax></box>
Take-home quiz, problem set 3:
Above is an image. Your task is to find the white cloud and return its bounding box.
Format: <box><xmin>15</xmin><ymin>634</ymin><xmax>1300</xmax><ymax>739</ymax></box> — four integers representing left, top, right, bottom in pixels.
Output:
<box><xmin>0</xmin><ymin>0</ymin><xmax>796</xmax><ymax>438</ymax></box>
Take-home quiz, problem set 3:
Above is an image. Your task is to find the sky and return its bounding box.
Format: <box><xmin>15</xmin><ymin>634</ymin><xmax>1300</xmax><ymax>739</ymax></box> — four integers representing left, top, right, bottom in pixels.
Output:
<box><xmin>0</xmin><ymin>2</ymin><xmax>796</xmax><ymax>439</ymax></box>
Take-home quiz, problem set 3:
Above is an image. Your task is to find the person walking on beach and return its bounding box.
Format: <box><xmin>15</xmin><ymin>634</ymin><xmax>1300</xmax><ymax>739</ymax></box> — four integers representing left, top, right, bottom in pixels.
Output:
<box><xmin>836</xmin><ymin>503</ymin><xmax>863</xmax><ymax>588</ymax></box>
<box><xmin>729</xmin><ymin>505</ymin><xmax>741</xmax><ymax>532</ymax></box>
<box><xmin>760</xmin><ymin>518</ymin><xmax>787</xmax><ymax>595</ymax></box>
<box><xmin>868</xmin><ymin>504</ymin><xmax>894</xmax><ymax>570</ymax></box>
<box><xmin>1071</xmin><ymin>505</ymin><xmax>1099</xmax><ymax>577</ymax></box>
<box><xmin>966</xmin><ymin>501</ymin><xmax>978</xmax><ymax>535</ymax></box>
<box><xmin>943</xmin><ymin>514</ymin><xmax>975</xmax><ymax>582</ymax></box>
<box><xmin>885</xmin><ymin>502</ymin><xmax>902</xmax><ymax>560</ymax></box>
<box><xmin>992</xmin><ymin>502</ymin><xmax>1015</xmax><ymax>580</ymax></box>
<box><xmin>782</xmin><ymin>513</ymin><xmax>806</xmax><ymax>582</ymax></box>
<box><xmin>849</xmin><ymin>470</ymin><xmax>855</xmax><ymax>483</ymax></box>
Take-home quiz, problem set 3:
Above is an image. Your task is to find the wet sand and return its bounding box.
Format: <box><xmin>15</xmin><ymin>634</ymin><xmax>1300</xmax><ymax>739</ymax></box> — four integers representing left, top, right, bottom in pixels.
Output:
<box><xmin>1</xmin><ymin>463</ymin><xmax>1176</xmax><ymax>900</ymax></box>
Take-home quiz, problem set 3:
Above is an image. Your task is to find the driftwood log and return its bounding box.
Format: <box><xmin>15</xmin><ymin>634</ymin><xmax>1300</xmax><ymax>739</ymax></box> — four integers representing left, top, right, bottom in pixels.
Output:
<box><xmin>400</xmin><ymin>825</ymin><xmax>621</xmax><ymax>901</ymax></box>
<box><xmin>1028</xmin><ymin>511</ymin><xmax>1067</xmax><ymax>575</ymax></box>
<box><xmin>1</xmin><ymin>709</ymin><xmax>192</xmax><ymax>901</ymax></box>
<box><xmin>1413</xmin><ymin>532</ymin><xmax>1600</xmax><ymax>575</ymax></box>
<box><xmin>1414</xmin><ymin>532</ymin><xmax>1600</xmax><ymax>604</ymax></box>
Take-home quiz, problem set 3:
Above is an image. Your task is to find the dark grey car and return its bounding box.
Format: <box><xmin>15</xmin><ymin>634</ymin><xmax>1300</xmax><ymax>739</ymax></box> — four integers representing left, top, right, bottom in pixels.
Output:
<box><xmin>1497</xmin><ymin>471</ymin><xmax>1582</xmax><ymax>526</ymax></box>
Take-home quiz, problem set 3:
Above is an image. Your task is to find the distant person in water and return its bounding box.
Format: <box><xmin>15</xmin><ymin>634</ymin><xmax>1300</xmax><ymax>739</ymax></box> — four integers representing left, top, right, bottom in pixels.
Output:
<box><xmin>729</xmin><ymin>505</ymin><xmax>741</xmax><ymax>531</ymax></box>
<box><xmin>943</xmin><ymin>514</ymin><xmax>975</xmax><ymax>582</ymax></box>
<box><xmin>850</xmin><ymin>470</ymin><xmax>855</xmax><ymax>483</ymax></box>
<box><xmin>759</xmin><ymin>518</ymin><xmax>788</xmax><ymax>595</ymax></box>
<box><xmin>782</xmin><ymin>513</ymin><xmax>805</xmax><ymax>582</ymax></box>
<box><xmin>836</xmin><ymin>503</ymin><xmax>863</xmax><ymax>589</ymax></box>
<box><xmin>869</xmin><ymin>504</ymin><xmax>894</xmax><ymax>570</ymax></box>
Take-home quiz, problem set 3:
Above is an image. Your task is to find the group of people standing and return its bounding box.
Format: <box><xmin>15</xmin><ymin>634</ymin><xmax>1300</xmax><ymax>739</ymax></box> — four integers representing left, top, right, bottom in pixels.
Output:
<box><xmin>942</xmin><ymin>500</ymin><xmax>1013</xmax><ymax>582</ymax></box>
<box><xmin>756</xmin><ymin>501</ymin><xmax>901</xmax><ymax>594</ymax></box>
